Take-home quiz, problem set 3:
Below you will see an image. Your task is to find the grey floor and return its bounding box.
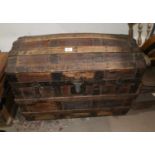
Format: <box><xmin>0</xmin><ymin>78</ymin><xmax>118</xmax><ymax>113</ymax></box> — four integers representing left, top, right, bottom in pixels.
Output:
<box><xmin>62</xmin><ymin>108</ymin><xmax>155</xmax><ymax>132</ymax></box>
<box><xmin>1</xmin><ymin>107</ymin><xmax>155</xmax><ymax>132</ymax></box>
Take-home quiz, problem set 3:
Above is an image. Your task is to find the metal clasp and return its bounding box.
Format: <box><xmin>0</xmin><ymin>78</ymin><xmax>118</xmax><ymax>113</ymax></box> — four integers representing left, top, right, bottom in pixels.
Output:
<box><xmin>73</xmin><ymin>81</ymin><xmax>83</xmax><ymax>93</ymax></box>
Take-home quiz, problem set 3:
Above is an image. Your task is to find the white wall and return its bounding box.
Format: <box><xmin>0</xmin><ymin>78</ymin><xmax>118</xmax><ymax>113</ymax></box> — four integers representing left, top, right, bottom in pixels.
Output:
<box><xmin>0</xmin><ymin>23</ymin><xmax>128</xmax><ymax>52</ymax></box>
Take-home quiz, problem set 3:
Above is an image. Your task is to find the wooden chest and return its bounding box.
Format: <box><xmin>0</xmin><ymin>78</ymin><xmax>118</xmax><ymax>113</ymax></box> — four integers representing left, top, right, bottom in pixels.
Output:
<box><xmin>6</xmin><ymin>33</ymin><xmax>146</xmax><ymax>120</ymax></box>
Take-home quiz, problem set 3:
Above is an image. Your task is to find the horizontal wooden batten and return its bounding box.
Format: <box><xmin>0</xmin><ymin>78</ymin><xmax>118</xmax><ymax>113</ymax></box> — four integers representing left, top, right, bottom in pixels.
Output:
<box><xmin>6</xmin><ymin>52</ymin><xmax>146</xmax><ymax>73</ymax></box>
<box><xmin>22</xmin><ymin>108</ymin><xmax>130</xmax><ymax>121</ymax></box>
<box><xmin>10</xmin><ymin>47</ymin><xmax>138</xmax><ymax>56</ymax></box>
<box><xmin>21</xmin><ymin>107</ymin><xmax>130</xmax><ymax>120</ymax></box>
<box><xmin>9</xmin><ymin>78</ymin><xmax>140</xmax><ymax>85</ymax></box>
<box><xmin>15</xmin><ymin>94</ymin><xmax>137</xmax><ymax>105</ymax></box>
<box><xmin>13</xmin><ymin>34</ymin><xmax>131</xmax><ymax>51</ymax></box>
<box><xmin>22</xmin><ymin>106</ymin><xmax>130</xmax><ymax>114</ymax></box>
<box><xmin>17</xmin><ymin>33</ymin><xmax>129</xmax><ymax>42</ymax></box>
<box><xmin>12</xmin><ymin>38</ymin><xmax>132</xmax><ymax>52</ymax></box>
<box><xmin>7</xmin><ymin>69</ymin><xmax>140</xmax><ymax>83</ymax></box>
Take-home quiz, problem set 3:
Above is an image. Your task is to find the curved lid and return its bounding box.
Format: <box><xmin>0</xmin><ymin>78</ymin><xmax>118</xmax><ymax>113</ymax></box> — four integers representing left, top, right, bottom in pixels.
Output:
<box><xmin>7</xmin><ymin>33</ymin><xmax>145</xmax><ymax>73</ymax></box>
<box><xmin>9</xmin><ymin>33</ymin><xmax>139</xmax><ymax>56</ymax></box>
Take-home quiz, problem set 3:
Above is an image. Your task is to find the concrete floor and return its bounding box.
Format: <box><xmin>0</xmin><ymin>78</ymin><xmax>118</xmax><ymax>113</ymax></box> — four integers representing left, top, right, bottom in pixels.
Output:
<box><xmin>1</xmin><ymin>107</ymin><xmax>155</xmax><ymax>132</ymax></box>
<box><xmin>63</xmin><ymin>108</ymin><xmax>155</xmax><ymax>132</ymax></box>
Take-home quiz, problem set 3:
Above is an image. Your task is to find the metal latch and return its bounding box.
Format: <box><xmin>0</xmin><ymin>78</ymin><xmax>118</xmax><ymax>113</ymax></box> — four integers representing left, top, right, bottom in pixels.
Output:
<box><xmin>73</xmin><ymin>81</ymin><xmax>83</xmax><ymax>93</ymax></box>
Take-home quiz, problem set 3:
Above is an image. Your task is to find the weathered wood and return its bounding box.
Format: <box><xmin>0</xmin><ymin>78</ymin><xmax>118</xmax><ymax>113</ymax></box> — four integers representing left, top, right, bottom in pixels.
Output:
<box><xmin>15</xmin><ymin>94</ymin><xmax>136</xmax><ymax>104</ymax></box>
<box><xmin>133</xmin><ymin>66</ymin><xmax>155</xmax><ymax>110</ymax></box>
<box><xmin>0</xmin><ymin>52</ymin><xmax>17</xmax><ymax>126</ymax></box>
<box><xmin>7</xmin><ymin>52</ymin><xmax>146</xmax><ymax>73</ymax></box>
<box><xmin>10</xmin><ymin>33</ymin><xmax>139</xmax><ymax>54</ymax></box>
<box><xmin>9</xmin><ymin>78</ymin><xmax>140</xmax><ymax>100</ymax></box>
<box><xmin>132</xmin><ymin>93</ymin><xmax>155</xmax><ymax>110</ymax></box>
<box><xmin>0</xmin><ymin>53</ymin><xmax>8</xmax><ymax>99</ymax></box>
<box><xmin>141</xmin><ymin>35</ymin><xmax>155</xmax><ymax>66</ymax></box>
<box><xmin>8</xmin><ymin>70</ymin><xmax>141</xmax><ymax>83</ymax></box>
<box><xmin>141</xmin><ymin>67</ymin><xmax>155</xmax><ymax>92</ymax></box>
<box><xmin>6</xmin><ymin>33</ymin><xmax>146</xmax><ymax>120</ymax></box>
<box><xmin>22</xmin><ymin>107</ymin><xmax>130</xmax><ymax>121</ymax></box>
<box><xmin>0</xmin><ymin>53</ymin><xmax>8</xmax><ymax>81</ymax></box>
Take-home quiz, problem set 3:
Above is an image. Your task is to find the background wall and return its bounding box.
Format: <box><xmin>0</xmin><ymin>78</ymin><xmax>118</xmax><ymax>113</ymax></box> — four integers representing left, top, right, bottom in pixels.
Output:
<box><xmin>0</xmin><ymin>23</ymin><xmax>128</xmax><ymax>52</ymax></box>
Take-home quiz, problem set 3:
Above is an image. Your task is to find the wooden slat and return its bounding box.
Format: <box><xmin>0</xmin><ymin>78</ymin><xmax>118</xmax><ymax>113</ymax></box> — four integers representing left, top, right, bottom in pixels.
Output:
<box><xmin>18</xmin><ymin>33</ymin><xmax>129</xmax><ymax>43</ymax></box>
<box><xmin>7</xmin><ymin>52</ymin><xmax>146</xmax><ymax>73</ymax></box>
<box><xmin>0</xmin><ymin>53</ymin><xmax>8</xmax><ymax>80</ymax></box>
<box><xmin>21</xmin><ymin>107</ymin><xmax>130</xmax><ymax>120</ymax></box>
<box><xmin>15</xmin><ymin>93</ymin><xmax>137</xmax><ymax>104</ymax></box>
<box><xmin>22</xmin><ymin>106</ymin><xmax>130</xmax><ymax>114</ymax></box>
<box><xmin>10</xmin><ymin>46</ymin><xmax>137</xmax><ymax>56</ymax></box>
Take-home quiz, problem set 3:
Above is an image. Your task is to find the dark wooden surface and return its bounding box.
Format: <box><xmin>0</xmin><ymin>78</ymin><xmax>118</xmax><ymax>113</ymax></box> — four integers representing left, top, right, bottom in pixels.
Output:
<box><xmin>0</xmin><ymin>53</ymin><xmax>17</xmax><ymax>126</ymax></box>
<box><xmin>0</xmin><ymin>53</ymin><xmax>8</xmax><ymax>102</ymax></box>
<box><xmin>141</xmin><ymin>35</ymin><xmax>155</xmax><ymax>66</ymax></box>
